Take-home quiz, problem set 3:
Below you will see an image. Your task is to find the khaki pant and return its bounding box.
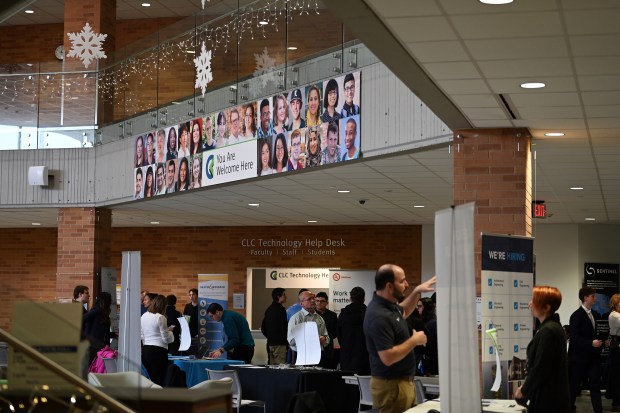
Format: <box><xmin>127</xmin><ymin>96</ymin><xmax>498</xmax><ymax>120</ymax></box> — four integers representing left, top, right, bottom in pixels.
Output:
<box><xmin>268</xmin><ymin>345</ymin><xmax>287</xmax><ymax>365</ymax></box>
<box><xmin>370</xmin><ymin>376</ymin><xmax>416</xmax><ymax>413</ymax></box>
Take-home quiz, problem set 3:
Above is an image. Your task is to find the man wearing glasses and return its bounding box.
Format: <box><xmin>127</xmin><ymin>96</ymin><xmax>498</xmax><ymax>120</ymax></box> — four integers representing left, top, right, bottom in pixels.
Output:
<box><xmin>287</xmin><ymin>129</ymin><xmax>305</xmax><ymax>170</ymax></box>
<box><xmin>340</xmin><ymin>73</ymin><xmax>360</xmax><ymax>118</ymax></box>
<box><xmin>257</xmin><ymin>99</ymin><xmax>275</xmax><ymax>139</ymax></box>
<box><xmin>227</xmin><ymin>108</ymin><xmax>241</xmax><ymax>145</ymax></box>
<box><xmin>315</xmin><ymin>292</ymin><xmax>338</xmax><ymax>368</ymax></box>
<box><xmin>287</xmin><ymin>290</ymin><xmax>330</xmax><ymax>365</ymax></box>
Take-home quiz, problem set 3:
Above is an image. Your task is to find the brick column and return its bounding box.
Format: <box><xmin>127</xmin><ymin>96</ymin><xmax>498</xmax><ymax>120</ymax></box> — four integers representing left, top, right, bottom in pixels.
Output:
<box><xmin>453</xmin><ymin>128</ymin><xmax>532</xmax><ymax>295</ymax></box>
<box><xmin>56</xmin><ymin>208</ymin><xmax>112</xmax><ymax>303</ymax></box>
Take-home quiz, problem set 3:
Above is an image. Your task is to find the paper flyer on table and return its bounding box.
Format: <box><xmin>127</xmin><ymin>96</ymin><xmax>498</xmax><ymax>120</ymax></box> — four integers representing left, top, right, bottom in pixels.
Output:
<box><xmin>292</xmin><ymin>321</ymin><xmax>321</xmax><ymax>365</ymax></box>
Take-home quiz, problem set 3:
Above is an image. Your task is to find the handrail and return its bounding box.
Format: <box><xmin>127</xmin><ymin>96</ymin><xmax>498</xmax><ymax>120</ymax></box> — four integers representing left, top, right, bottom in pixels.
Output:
<box><xmin>0</xmin><ymin>327</ymin><xmax>135</xmax><ymax>413</ymax></box>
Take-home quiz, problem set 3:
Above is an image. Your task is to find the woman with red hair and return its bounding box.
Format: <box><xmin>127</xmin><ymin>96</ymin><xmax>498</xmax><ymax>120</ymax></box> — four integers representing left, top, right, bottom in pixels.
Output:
<box><xmin>515</xmin><ymin>285</ymin><xmax>570</xmax><ymax>412</ymax></box>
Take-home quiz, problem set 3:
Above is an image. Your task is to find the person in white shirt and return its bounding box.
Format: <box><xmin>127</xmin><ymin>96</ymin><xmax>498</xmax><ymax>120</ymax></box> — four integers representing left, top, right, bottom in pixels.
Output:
<box><xmin>141</xmin><ymin>295</ymin><xmax>174</xmax><ymax>386</ymax></box>
<box><xmin>228</xmin><ymin>108</ymin><xmax>241</xmax><ymax>144</ymax></box>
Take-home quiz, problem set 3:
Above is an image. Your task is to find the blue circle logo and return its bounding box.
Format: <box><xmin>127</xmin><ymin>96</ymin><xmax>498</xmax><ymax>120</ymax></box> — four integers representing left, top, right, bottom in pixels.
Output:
<box><xmin>206</xmin><ymin>154</ymin><xmax>215</xmax><ymax>180</ymax></box>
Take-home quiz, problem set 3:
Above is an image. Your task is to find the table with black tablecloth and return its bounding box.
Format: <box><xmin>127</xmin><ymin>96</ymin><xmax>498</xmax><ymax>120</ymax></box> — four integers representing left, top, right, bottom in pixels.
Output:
<box><xmin>173</xmin><ymin>359</ymin><xmax>244</xmax><ymax>387</ymax></box>
<box><xmin>228</xmin><ymin>365</ymin><xmax>358</xmax><ymax>413</ymax></box>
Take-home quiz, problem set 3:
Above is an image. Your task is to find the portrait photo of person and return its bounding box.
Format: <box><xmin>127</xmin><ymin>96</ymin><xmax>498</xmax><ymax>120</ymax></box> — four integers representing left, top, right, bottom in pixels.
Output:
<box><xmin>257</xmin><ymin>137</ymin><xmax>274</xmax><ymax>177</ymax></box>
<box><xmin>155</xmin><ymin>129</ymin><xmax>166</xmax><ymax>163</ymax></box>
<box><xmin>134</xmin><ymin>135</ymin><xmax>146</xmax><ymax>168</ymax></box>
<box><xmin>257</xmin><ymin>98</ymin><xmax>274</xmax><ymax>138</ymax></box>
<box><xmin>321</xmin><ymin>121</ymin><xmax>341</xmax><ymax>165</ymax></box>
<box><xmin>203</xmin><ymin>114</ymin><xmax>216</xmax><ymax>151</ymax></box>
<box><xmin>227</xmin><ymin>107</ymin><xmax>242</xmax><ymax>145</ymax></box>
<box><xmin>305</xmin><ymin>126</ymin><xmax>322</xmax><ymax>168</ymax></box>
<box><xmin>341</xmin><ymin>115</ymin><xmax>360</xmax><ymax>161</ymax></box>
<box><xmin>165</xmin><ymin>159</ymin><xmax>177</xmax><ymax>193</ymax></box>
<box><xmin>144</xmin><ymin>165</ymin><xmax>155</xmax><ymax>198</ymax></box>
<box><xmin>134</xmin><ymin>167</ymin><xmax>144</xmax><ymax>199</ymax></box>
<box><xmin>155</xmin><ymin>162</ymin><xmax>166</xmax><ymax>195</ymax></box>
<box><xmin>189</xmin><ymin>118</ymin><xmax>203</xmax><ymax>156</ymax></box>
<box><xmin>305</xmin><ymin>84</ymin><xmax>322</xmax><ymax>128</ymax></box>
<box><xmin>145</xmin><ymin>132</ymin><xmax>156</xmax><ymax>165</ymax></box>
<box><xmin>287</xmin><ymin>88</ymin><xmax>306</xmax><ymax>131</ymax></box>
<box><xmin>177</xmin><ymin>156</ymin><xmax>190</xmax><ymax>191</ymax></box>
<box><xmin>272</xmin><ymin>94</ymin><xmax>288</xmax><ymax>135</ymax></box>
<box><xmin>189</xmin><ymin>154</ymin><xmax>202</xmax><ymax>189</ymax></box>
<box><xmin>177</xmin><ymin>122</ymin><xmax>190</xmax><ymax>158</ymax></box>
<box><xmin>215</xmin><ymin>111</ymin><xmax>228</xmax><ymax>147</ymax></box>
<box><xmin>166</xmin><ymin>126</ymin><xmax>178</xmax><ymax>160</ymax></box>
<box><xmin>242</xmin><ymin>102</ymin><xmax>257</xmax><ymax>140</ymax></box>
<box><xmin>340</xmin><ymin>72</ymin><xmax>360</xmax><ymax>118</ymax></box>
<box><xmin>321</xmin><ymin>78</ymin><xmax>342</xmax><ymax>123</ymax></box>
<box><xmin>272</xmin><ymin>132</ymin><xmax>289</xmax><ymax>174</ymax></box>
<box><xmin>287</xmin><ymin>129</ymin><xmax>305</xmax><ymax>171</ymax></box>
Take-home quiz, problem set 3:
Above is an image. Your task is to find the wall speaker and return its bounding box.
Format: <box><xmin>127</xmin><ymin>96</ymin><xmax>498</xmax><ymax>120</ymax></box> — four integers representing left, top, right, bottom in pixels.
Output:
<box><xmin>28</xmin><ymin>166</ymin><xmax>49</xmax><ymax>186</ymax></box>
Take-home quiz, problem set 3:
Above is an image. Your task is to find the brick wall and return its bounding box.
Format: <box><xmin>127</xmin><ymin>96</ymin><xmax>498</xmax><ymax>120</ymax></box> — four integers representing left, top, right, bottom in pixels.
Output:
<box><xmin>0</xmin><ymin>224</ymin><xmax>421</xmax><ymax>330</ymax></box>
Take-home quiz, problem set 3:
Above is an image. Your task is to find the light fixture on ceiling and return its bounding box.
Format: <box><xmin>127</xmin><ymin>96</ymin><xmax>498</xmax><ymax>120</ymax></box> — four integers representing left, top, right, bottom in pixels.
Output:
<box><xmin>308</xmin><ymin>220</ymin><xmax>317</xmax><ymax>223</ymax></box>
<box><xmin>31</xmin><ymin>222</ymin><xmax>41</xmax><ymax>226</ymax></box>
<box><xmin>585</xmin><ymin>218</ymin><xmax>596</xmax><ymax>221</ymax></box>
<box><xmin>150</xmin><ymin>221</ymin><xmax>159</xmax><ymax>225</ymax></box>
<box><xmin>337</xmin><ymin>190</ymin><xmax>350</xmax><ymax>193</ymax></box>
<box><xmin>24</xmin><ymin>9</ymin><xmax>34</xmax><ymax>14</ymax></box>
<box><xmin>413</xmin><ymin>205</ymin><xmax>425</xmax><ymax>208</ymax></box>
<box><xmin>520</xmin><ymin>82</ymin><xmax>545</xmax><ymax>89</ymax></box>
<box><xmin>259</xmin><ymin>21</ymin><xmax>268</xmax><ymax>25</ymax></box>
<box><xmin>570</xmin><ymin>187</ymin><xmax>583</xmax><ymax>191</ymax></box>
<box><xmin>479</xmin><ymin>0</ymin><xmax>513</xmax><ymax>4</ymax></box>
<box><xmin>287</xmin><ymin>46</ymin><xmax>298</xmax><ymax>51</ymax></box>
<box><xmin>544</xmin><ymin>132</ymin><xmax>564</xmax><ymax>137</ymax></box>
<box><xmin>248</xmin><ymin>203</ymin><xmax>259</xmax><ymax>207</ymax></box>
<box><xmin>141</xmin><ymin>3</ymin><xmax>151</xmax><ymax>7</ymax></box>
<box><xmin>186</xmin><ymin>50</ymin><xmax>195</xmax><ymax>54</ymax></box>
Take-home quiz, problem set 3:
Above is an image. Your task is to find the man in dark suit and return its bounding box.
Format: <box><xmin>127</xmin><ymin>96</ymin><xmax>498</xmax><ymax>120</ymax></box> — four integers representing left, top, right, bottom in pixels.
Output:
<box><xmin>569</xmin><ymin>286</ymin><xmax>604</xmax><ymax>413</ymax></box>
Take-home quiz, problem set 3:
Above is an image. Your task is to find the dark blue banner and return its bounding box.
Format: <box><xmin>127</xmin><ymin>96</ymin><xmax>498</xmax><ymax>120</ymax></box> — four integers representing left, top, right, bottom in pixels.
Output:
<box><xmin>481</xmin><ymin>235</ymin><xmax>533</xmax><ymax>273</ymax></box>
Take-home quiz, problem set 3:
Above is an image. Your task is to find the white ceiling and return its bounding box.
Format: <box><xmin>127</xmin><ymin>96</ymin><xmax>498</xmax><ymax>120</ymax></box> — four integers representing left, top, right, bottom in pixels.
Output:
<box><xmin>1</xmin><ymin>0</ymin><xmax>619</xmax><ymax>228</ymax></box>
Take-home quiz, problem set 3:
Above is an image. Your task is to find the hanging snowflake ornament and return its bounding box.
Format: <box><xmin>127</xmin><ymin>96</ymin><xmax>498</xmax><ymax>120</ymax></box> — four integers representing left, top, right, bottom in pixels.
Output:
<box><xmin>66</xmin><ymin>23</ymin><xmax>107</xmax><ymax>69</ymax></box>
<box><xmin>201</xmin><ymin>0</ymin><xmax>210</xmax><ymax>10</ymax></box>
<box><xmin>194</xmin><ymin>41</ymin><xmax>213</xmax><ymax>97</ymax></box>
<box><xmin>253</xmin><ymin>47</ymin><xmax>284</xmax><ymax>89</ymax></box>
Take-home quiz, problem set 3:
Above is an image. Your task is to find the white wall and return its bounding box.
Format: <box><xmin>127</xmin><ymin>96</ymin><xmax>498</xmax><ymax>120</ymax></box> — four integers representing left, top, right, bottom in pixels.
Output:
<box><xmin>420</xmin><ymin>223</ymin><xmax>620</xmax><ymax>325</ymax></box>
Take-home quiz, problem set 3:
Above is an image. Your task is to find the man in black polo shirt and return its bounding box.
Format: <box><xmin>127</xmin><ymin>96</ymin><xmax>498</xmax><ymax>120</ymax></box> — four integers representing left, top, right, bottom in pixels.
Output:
<box><xmin>363</xmin><ymin>264</ymin><xmax>436</xmax><ymax>413</ymax></box>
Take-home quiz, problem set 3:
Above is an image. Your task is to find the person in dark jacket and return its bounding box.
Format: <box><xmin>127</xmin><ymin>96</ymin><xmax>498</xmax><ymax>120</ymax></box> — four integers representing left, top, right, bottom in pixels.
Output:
<box><xmin>166</xmin><ymin>294</ymin><xmax>182</xmax><ymax>355</ymax></box>
<box><xmin>316</xmin><ymin>291</ymin><xmax>338</xmax><ymax>369</ymax></box>
<box><xmin>337</xmin><ymin>286</ymin><xmax>370</xmax><ymax>374</ymax></box>
<box><xmin>261</xmin><ymin>287</ymin><xmax>288</xmax><ymax>364</ymax></box>
<box><xmin>515</xmin><ymin>285</ymin><xmax>570</xmax><ymax>413</ymax></box>
<box><xmin>83</xmin><ymin>291</ymin><xmax>116</xmax><ymax>364</ymax></box>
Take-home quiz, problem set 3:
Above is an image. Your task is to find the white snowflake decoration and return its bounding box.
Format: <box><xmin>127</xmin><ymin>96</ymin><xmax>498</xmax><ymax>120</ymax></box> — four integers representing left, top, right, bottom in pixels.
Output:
<box><xmin>194</xmin><ymin>42</ymin><xmax>213</xmax><ymax>97</ymax></box>
<box><xmin>253</xmin><ymin>47</ymin><xmax>283</xmax><ymax>89</ymax></box>
<box><xmin>201</xmin><ymin>0</ymin><xmax>210</xmax><ymax>10</ymax></box>
<box><xmin>66</xmin><ymin>23</ymin><xmax>107</xmax><ymax>69</ymax></box>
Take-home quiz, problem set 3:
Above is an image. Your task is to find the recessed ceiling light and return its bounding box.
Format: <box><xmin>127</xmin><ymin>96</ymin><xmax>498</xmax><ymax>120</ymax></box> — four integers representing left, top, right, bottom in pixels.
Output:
<box><xmin>287</xmin><ymin>46</ymin><xmax>298</xmax><ymax>51</ymax></box>
<box><xmin>150</xmin><ymin>221</ymin><xmax>159</xmax><ymax>225</ymax></box>
<box><xmin>259</xmin><ymin>21</ymin><xmax>268</xmax><ymax>25</ymax></box>
<box><xmin>308</xmin><ymin>220</ymin><xmax>317</xmax><ymax>223</ymax></box>
<box><xmin>479</xmin><ymin>0</ymin><xmax>513</xmax><ymax>3</ymax></box>
<box><xmin>413</xmin><ymin>205</ymin><xmax>425</xmax><ymax>208</ymax></box>
<box><xmin>248</xmin><ymin>203</ymin><xmax>259</xmax><ymax>207</ymax></box>
<box><xmin>141</xmin><ymin>3</ymin><xmax>151</xmax><ymax>7</ymax></box>
<box><xmin>31</xmin><ymin>222</ymin><xmax>41</xmax><ymax>226</ymax></box>
<box><xmin>24</xmin><ymin>9</ymin><xmax>34</xmax><ymax>14</ymax></box>
<box><xmin>337</xmin><ymin>190</ymin><xmax>350</xmax><ymax>193</ymax></box>
<box><xmin>585</xmin><ymin>218</ymin><xmax>596</xmax><ymax>221</ymax></box>
<box><xmin>544</xmin><ymin>132</ymin><xmax>564</xmax><ymax>137</ymax></box>
<box><xmin>570</xmin><ymin>187</ymin><xmax>583</xmax><ymax>191</ymax></box>
<box><xmin>520</xmin><ymin>82</ymin><xmax>546</xmax><ymax>89</ymax></box>
<box><xmin>186</xmin><ymin>50</ymin><xmax>195</xmax><ymax>54</ymax></box>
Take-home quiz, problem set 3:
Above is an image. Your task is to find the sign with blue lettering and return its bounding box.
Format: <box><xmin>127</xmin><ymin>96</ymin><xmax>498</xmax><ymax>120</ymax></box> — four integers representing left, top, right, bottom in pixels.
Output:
<box><xmin>482</xmin><ymin>235</ymin><xmax>533</xmax><ymax>273</ymax></box>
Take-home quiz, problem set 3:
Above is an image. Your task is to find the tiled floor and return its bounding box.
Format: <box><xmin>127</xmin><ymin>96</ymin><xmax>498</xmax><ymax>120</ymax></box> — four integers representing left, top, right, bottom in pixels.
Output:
<box><xmin>575</xmin><ymin>391</ymin><xmax>618</xmax><ymax>412</ymax></box>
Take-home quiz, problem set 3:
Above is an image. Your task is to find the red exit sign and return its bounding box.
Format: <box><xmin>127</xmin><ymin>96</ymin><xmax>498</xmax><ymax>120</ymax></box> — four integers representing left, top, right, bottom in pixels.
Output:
<box><xmin>533</xmin><ymin>202</ymin><xmax>546</xmax><ymax>218</ymax></box>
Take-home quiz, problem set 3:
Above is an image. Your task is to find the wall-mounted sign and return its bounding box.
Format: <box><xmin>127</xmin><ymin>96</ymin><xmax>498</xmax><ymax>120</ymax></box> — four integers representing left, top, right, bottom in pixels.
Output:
<box><xmin>532</xmin><ymin>201</ymin><xmax>546</xmax><ymax>218</ymax></box>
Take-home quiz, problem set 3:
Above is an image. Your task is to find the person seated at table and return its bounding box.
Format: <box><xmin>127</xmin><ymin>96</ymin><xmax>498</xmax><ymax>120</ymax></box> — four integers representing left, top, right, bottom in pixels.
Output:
<box><xmin>206</xmin><ymin>303</ymin><xmax>255</xmax><ymax>364</ymax></box>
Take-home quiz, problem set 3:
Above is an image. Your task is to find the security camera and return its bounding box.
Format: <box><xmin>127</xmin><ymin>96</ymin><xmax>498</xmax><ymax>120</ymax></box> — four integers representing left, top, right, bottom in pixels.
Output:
<box><xmin>358</xmin><ymin>199</ymin><xmax>366</xmax><ymax>205</ymax></box>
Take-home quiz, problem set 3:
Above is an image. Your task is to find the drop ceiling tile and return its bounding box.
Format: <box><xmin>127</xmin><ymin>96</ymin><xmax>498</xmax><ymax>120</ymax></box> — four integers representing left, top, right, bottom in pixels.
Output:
<box><xmin>437</xmin><ymin>79</ymin><xmax>491</xmax><ymax>94</ymax></box>
<box><xmin>518</xmin><ymin>106</ymin><xmax>583</xmax><ymax>119</ymax></box>
<box><xmin>574</xmin><ymin>57</ymin><xmax>620</xmax><ymax>76</ymax></box>
<box><xmin>510</xmin><ymin>92</ymin><xmax>580</xmax><ymax>107</ymax></box>
<box><xmin>451</xmin><ymin>94</ymin><xmax>500</xmax><ymax>108</ymax></box>
<box><xmin>478</xmin><ymin>58</ymin><xmax>574</xmax><ymax>78</ymax></box>
<box><xmin>512</xmin><ymin>119</ymin><xmax>587</xmax><ymax>129</ymax></box>
<box><xmin>423</xmin><ymin>61</ymin><xmax>481</xmax><ymax>80</ymax></box>
<box><xmin>365</xmin><ymin>0</ymin><xmax>442</xmax><ymax>17</ymax></box>
<box><xmin>405</xmin><ymin>41</ymin><xmax>470</xmax><ymax>63</ymax></box>
<box><xmin>451</xmin><ymin>12</ymin><xmax>564</xmax><ymax>39</ymax></box>
<box><xmin>461</xmin><ymin>107</ymin><xmax>508</xmax><ymax>120</ymax></box>
<box><xmin>487</xmin><ymin>77</ymin><xmax>577</xmax><ymax>94</ymax></box>
<box><xmin>569</xmin><ymin>35</ymin><xmax>620</xmax><ymax>57</ymax></box>
<box><xmin>581</xmin><ymin>91</ymin><xmax>620</xmax><ymax>105</ymax></box>
<box><xmin>385</xmin><ymin>16</ymin><xmax>457</xmax><ymax>42</ymax></box>
<box><xmin>466</xmin><ymin>37</ymin><xmax>568</xmax><ymax>60</ymax></box>
<box><xmin>564</xmin><ymin>9</ymin><xmax>620</xmax><ymax>35</ymax></box>
<box><xmin>585</xmin><ymin>105</ymin><xmax>620</xmax><ymax>118</ymax></box>
<box><xmin>588</xmin><ymin>118</ymin><xmax>620</xmax><ymax>128</ymax></box>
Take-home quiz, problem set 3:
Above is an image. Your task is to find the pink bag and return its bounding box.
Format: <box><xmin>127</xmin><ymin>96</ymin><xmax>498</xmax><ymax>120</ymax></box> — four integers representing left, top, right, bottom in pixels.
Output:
<box><xmin>88</xmin><ymin>346</ymin><xmax>118</xmax><ymax>373</ymax></box>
